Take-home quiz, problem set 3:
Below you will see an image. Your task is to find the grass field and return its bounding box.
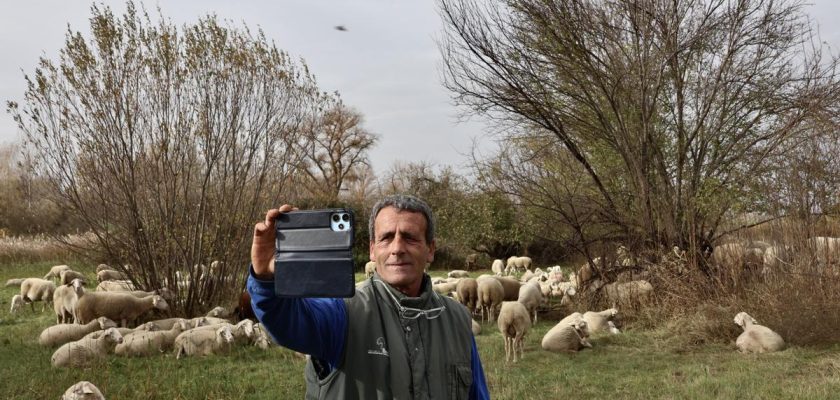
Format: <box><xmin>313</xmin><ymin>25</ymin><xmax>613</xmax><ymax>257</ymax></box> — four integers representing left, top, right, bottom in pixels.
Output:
<box><xmin>2</xmin><ymin>261</ymin><xmax>840</xmax><ymax>399</ymax></box>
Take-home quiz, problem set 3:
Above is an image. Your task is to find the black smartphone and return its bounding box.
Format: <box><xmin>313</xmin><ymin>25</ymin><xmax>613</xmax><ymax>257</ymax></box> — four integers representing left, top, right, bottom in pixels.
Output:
<box><xmin>274</xmin><ymin>208</ymin><xmax>355</xmax><ymax>298</ymax></box>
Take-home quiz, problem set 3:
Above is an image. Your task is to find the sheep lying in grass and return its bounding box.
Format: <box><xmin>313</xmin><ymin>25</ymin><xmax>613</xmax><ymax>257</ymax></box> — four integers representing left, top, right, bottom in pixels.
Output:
<box><xmin>448</xmin><ymin>269</ymin><xmax>470</xmax><ymax>278</ymax></box>
<box><xmin>60</xmin><ymin>381</ymin><xmax>105</xmax><ymax>400</ymax></box>
<box><xmin>174</xmin><ymin>325</ymin><xmax>235</xmax><ymax>358</ymax></box>
<box><xmin>497</xmin><ymin>301</ymin><xmax>531</xmax><ymax>362</ymax></box>
<box><xmin>476</xmin><ymin>277</ymin><xmax>504</xmax><ymax>322</ymax></box>
<box><xmin>178</xmin><ymin>319</ymin><xmax>255</xmax><ymax>346</ymax></box>
<box><xmin>602</xmin><ymin>280</ymin><xmax>654</xmax><ymax>308</ymax></box>
<box><xmin>44</xmin><ymin>264</ymin><xmax>71</xmax><ymax>280</ymax></box>
<box><xmin>734</xmin><ymin>312</ymin><xmax>785</xmax><ymax>353</ymax></box>
<box><xmin>39</xmin><ymin>317</ymin><xmax>118</xmax><ymax>347</ymax></box>
<box><xmin>96</xmin><ymin>263</ymin><xmax>114</xmax><ymax>273</ymax></box>
<box><xmin>541</xmin><ymin>313</ymin><xmax>592</xmax><ymax>353</ymax></box>
<box><xmin>51</xmin><ymin>327</ymin><xmax>124</xmax><ymax>368</ymax></box>
<box><xmin>19</xmin><ymin>278</ymin><xmax>56</xmax><ymax>312</ymax></box>
<box><xmin>583</xmin><ymin>308</ymin><xmax>619</xmax><ymax>334</ymax></box>
<box><xmin>75</xmin><ymin>292</ymin><xmax>169</xmax><ymax>327</ymax></box>
<box><xmin>53</xmin><ymin>278</ymin><xmax>85</xmax><ymax>324</ymax></box>
<box><xmin>115</xmin><ymin>319</ymin><xmax>190</xmax><ymax>356</ymax></box>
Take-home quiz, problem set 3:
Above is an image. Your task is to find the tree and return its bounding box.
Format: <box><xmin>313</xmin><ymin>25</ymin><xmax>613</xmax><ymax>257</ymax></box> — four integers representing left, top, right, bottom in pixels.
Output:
<box><xmin>7</xmin><ymin>2</ymin><xmax>329</xmax><ymax>315</ymax></box>
<box><xmin>439</xmin><ymin>0</ymin><xmax>840</xmax><ymax>267</ymax></box>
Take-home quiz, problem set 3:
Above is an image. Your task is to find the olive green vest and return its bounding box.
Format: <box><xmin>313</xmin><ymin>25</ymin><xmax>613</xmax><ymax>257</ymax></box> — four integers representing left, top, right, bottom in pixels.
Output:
<box><xmin>304</xmin><ymin>273</ymin><xmax>474</xmax><ymax>400</ymax></box>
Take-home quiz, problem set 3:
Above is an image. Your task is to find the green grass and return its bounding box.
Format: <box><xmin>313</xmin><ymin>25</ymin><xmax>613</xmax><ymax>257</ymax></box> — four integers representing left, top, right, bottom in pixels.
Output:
<box><xmin>2</xmin><ymin>262</ymin><xmax>840</xmax><ymax>398</ymax></box>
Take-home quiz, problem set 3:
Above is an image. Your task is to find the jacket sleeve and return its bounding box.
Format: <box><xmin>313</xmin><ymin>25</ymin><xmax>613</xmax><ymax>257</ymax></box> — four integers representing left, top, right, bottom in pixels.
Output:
<box><xmin>469</xmin><ymin>336</ymin><xmax>490</xmax><ymax>399</ymax></box>
<box><xmin>247</xmin><ymin>265</ymin><xmax>347</xmax><ymax>370</ymax></box>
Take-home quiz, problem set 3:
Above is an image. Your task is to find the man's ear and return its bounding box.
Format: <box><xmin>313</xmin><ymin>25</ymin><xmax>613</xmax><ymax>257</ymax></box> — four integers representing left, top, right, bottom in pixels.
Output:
<box><xmin>427</xmin><ymin>240</ymin><xmax>436</xmax><ymax>263</ymax></box>
<box><xmin>369</xmin><ymin>240</ymin><xmax>375</xmax><ymax>263</ymax></box>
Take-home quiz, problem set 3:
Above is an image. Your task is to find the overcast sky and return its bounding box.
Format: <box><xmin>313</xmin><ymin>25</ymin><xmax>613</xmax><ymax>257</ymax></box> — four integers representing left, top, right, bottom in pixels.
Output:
<box><xmin>1</xmin><ymin>1</ymin><xmax>838</xmax><ymax>176</ymax></box>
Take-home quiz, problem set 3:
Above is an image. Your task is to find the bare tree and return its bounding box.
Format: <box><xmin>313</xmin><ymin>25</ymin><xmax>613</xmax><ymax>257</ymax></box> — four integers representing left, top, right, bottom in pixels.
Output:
<box><xmin>7</xmin><ymin>3</ymin><xmax>328</xmax><ymax>315</ymax></box>
<box><xmin>440</xmin><ymin>0</ymin><xmax>840</xmax><ymax>267</ymax></box>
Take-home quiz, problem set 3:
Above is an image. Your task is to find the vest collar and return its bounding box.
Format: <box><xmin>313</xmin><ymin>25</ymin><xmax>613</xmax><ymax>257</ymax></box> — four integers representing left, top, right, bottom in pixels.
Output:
<box><xmin>370</xmin><ymin>272</ymin><xmax>438</xmax><ymax>310</ymax></box>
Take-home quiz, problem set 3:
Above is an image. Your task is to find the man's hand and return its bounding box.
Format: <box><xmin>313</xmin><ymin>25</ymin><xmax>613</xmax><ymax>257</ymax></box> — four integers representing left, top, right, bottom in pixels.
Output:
<box><xmin>251</xmin><ymin>204</ymin><xmax>295</xmax><ymax>280</ymax></box>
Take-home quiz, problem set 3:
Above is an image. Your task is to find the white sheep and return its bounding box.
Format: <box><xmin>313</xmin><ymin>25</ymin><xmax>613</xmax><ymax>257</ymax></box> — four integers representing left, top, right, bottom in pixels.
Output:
<box><xmin>364</xmin><ymin>261</ymin><xmax>377</xmax><ymax>278</ymax></box>
<box><xmin>456</xmin><ymin>278</ymin><xmax>478</xmax><ymax>312</ymax></box>
<box><xmin>96</xmin><ymin>280</ymin><xmax>135</xmax><ymax>292</ymax></box>
<box><xmin>10</xmin><ymin>294</ymin><xmax>24</xmax><ymax>313</ymax></box>
<box><xmin>582</xmin><ymin>308</ymin><xmax>619</xmax><ymax>334</ymax></box>
<box><xmin>494</xmin><ymin>276</ymin><xmax>522</xmax><ymax>301</ymax></box>
<box><xmin>733</xmin><ymin>312</ymin><xmax>785</xmax><ymax>353</ymax></box>
<box><xmin>60</xmin><ymin>381</ymin><xmax>105</xmax><ymax>400</ymax></box>
<box><xmin>53</xmin><ymin>278</ymin><xmax>85</xmax><ymax>324</ymax></box>
<box><xmin>51</xmin><ymin>327</ymin><xmax>124</xmax><ymax>368</ymax></box>
<box><xmin>19</xmin><ymin>277</ymin><xmax>56</xmax><ymax>312</ymax></box>
<box><xmin>59</xmin><ymin>269</ymin><xmax>87</xmax><ymax>286</ymax></box>
<box><xmin>520</xmin><ymin>270</ymin><xmax>535</xmax><ymax>283</ymax></box>
<box><xmin>5</xmin><ymin>278</ymin><xmax>25</xmax><ymax>287</ymax></box>
<box><xmin>206</xmin><ymin>306</ymin><xmax>230</xmax><ymax>318</ymax></box>
<box><xmin>115</xmin><ymin>319</ymin><xmax>190</xmax><ymax>356</ymax></box>
<box><xmin>253</xmin><ymin>323</ymin><xmax>277</xmax><ymax>349</ymax></box>
<box><xmin>602</xmin><ymin>280</ymin><xmax>654</xmax><ymax>308</ymax></box>
<box><xmin>97</xmin><ymin>270</ymin><xmax>127</xmax><ymax>283</ymax></box>
<box><xmin>178</xmin><ymin>319</ymin><xmax>255</xmax><ymax>346</ymax></box>
<box><xmin>433</xmin><ymin>281</ymin><xmax>460</xmax><ymax>297</ymax></box>
<box><xmin>607</xmin><ymin>321</ymin><xmax>621</xmax><ymax>334</ymax></box>
<box><xmin>476</xmin><ymin>278</ymin><xmax>504</xmax><ymax>322</ymax></box>
<box><xmin>491</xmin><ymin>259</ymin><xmax>504</xmax><ymax>276</ymax></box>
<box><xmin>497</xmin><ymin>301</ymin><xmax>531</xmax><ymax>362</ymax></box>
<box><xmin>96</xmin><ymin>263</ymin><xmax>115</xmax><ymax>273</ymax></box>
<box><xmin>174</xmin><ymin>325</ymin><xmax>235</xmax><ymax>358</ymax></box>
<box><xmin>448</xmin><ymin>269</ymin><xmax>470</xmax><ymax>279</ymax></box>
<box><xmin>517</xmin><ymin>281</ymin><xmax>543</xmax><ymax>323</ymax></box>
<box><xmin>505</xmin><ymin>256</ymin><xmax>532</xmax><ymax>274</ymax></box>
<box><xmin>44</xmin><ymin>264</ymin><xmax>72</xmax><ymax>280</ymax></box>
<box><xmin>39</xmin><ymin>317</ymin><xmax>118</xmax><ymax>347</ymax></box>
<box><xmin>75</xmin><ymin>292</ymin><xmax>170</xmax><ymax>327</ymax></box>
<box><xmin>541</xmin><ymin>314</ymin><xmax>592</xmax><ymax>353</ymax></box>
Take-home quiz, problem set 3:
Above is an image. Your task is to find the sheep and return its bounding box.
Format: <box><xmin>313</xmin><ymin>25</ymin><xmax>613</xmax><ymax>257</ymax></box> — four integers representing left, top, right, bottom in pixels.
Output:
<box><xmin>471</xmin><ymin>319</ymin><xmax>481</xmax><ymax>336</ymax></box>
<box><xmin>607</xmin><ymin>321</ymin><xmax>621</xmax><ymax>334</ymax></box>
<box><xmin>5</xmin><ymin>278</ymin><xmax>25</xmax><ymax>287</ymax></box>
<box><xmin>465</xmin><ymin>253</ymin><xmax>479</xmax><ymax>270</ymax></box>
<box><xmin>494</xmin><ymin>276</ymin><xmax>521</xmax><ymax>301</ymax></box>
<box><xmin>39</xmin><ymin>317</ymin><xmax>118</xmax><ymax>347</ymax></box>
<box><xmin>115</xmin><ymin>319</ymin><xmax>190</xmax><ymax>356</ymax></box>
<box><xmin>51</xmin><ymin>327</ymin><xmax>124</xmax><ymax>368</ymax></box>
<box><xmin>602</xmin><ymin>280</ymin><xmax>654</xmax><ymax>308</ymax></box>
<box><xmin>75</xmin><ymin>292</ymin><xmax>170</xmax><ymax>327</ymax></box>
<box><xmin>733</xmin><ymin>312</ymin><xmax>785</xmax><ymax>353</ymax></box>
<box><xmin>712</xmin><ymin>242</ymin><xmax>746</xmax><ymax>266</ymax></box>
<box><xmin>19</xmin><ymin>277</ymin><xmax>56</xmax><ymax>312</ymax></box>
<box><xmin>10</xmin><ymin>294</ymin><xmax>24</xmax><ymax>313</ymax></box>
<box><xmin>497</xmin><ymin>301</ymin><xmax>531</xmax><ymax>362</ymax></box>
<box><xmin>96</xmin><ymin>263</ymin><xmax>115</xmax><ymax>273</ymax></box>
<box><xmin>96</xmin><ymin>280</ymin><xmax>135</xmax><ymax>292</ymax></box>
<box><xmin>448</xmin><ymin>269</ymin><xmax>470</xmax><ymax>279</ymax></box>
<box><xmin>206</xmin><ymin>306</ymin><xmax>231</xmax><ymax>318</ymax></box>
<box><xmin>582</xmin><ymin>308</ymin><xmax>619</xmax><ymax>334</ymax></box>
<box><xmin>178</xmin><ymin>319</ymin><xmax>255</xmax><ymax>346</ymax></box>
<box><xmin>505</xmin><ymin>256</ymin><xmax>533</xmax><ymax>274</ymax></box>
<box><xmin>491</xmin><ymin>259</ymin><xmax>504</xmax><ymax>276</ymax></box>
<box><xmin>433</xmin><ymin>281</ymin><xmax>460</xmax><ymax>297</ymax></box>
<box><xmin>364</xmin><ymin>261</ymin><xmax>377</xmax><ymax>278</ymax></box>
<box><xmin>517</xmin><ymin>281</ymin><xmax>543</xmax><ymax>324</ymax></box>
<box><xmin>60</xmin><ymin>269</ymin><xmax>87</xmax><ymax>286</ymax></box>
<box><xmin>476</xmin><ymin>277</ymin><xmax>504</xmax><ymax>322</ymax></box>
<box><xmin>44</xmin><ymin>264</ymin><xmax>71</xmax><ymax>280</ymax></box>
<box><xmin>60</xmin><ymin>381</ymin><xmax>105</xmax><ymax>400</ymax></box>
<box><xmin>174</xmin><ymin>325</ymin><xmax>235</xmax><ymax>358</ymax></box>
<box><xmin>520</xmin><ymin>270</ymin><xmax>535</xmax><ymax>283</ymax></box>
<box><xmin>97</xmin><ymin>270</ymin><xmax>127</xmax><ymax>283</ymax></box>
<box><xmin>125</xmin><ymin>287</ymin><xmax>174</xmax><ymax>300</ymax></box>
<box><xmin>807</xmin><ymin>236</ymin><xmax>840</xmax><ymax>268</ymax></box>
<box><xmin>456</xmin><ymin>278</ymin><xmax>478</xmax><ymax>313</ymax></box>
<box><xmin>541</xmin><ymin>315</ymin><xmax>592</xmax><ymax>353</ymax></box>
<box><xmin>53</xmin><ymin>278</ymin><xmax>85</xmax><ymax>324</ymax></box>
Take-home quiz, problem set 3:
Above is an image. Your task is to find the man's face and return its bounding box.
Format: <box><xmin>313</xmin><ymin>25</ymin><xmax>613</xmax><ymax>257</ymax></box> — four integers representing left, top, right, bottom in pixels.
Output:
<box><xmin>369</xmin><ymin>206</ymin><xmax>435</xmax><ymax>295</ymax></box>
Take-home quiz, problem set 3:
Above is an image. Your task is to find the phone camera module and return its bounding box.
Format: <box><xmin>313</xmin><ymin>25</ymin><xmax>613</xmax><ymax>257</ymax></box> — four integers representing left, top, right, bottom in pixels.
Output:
<box><xmin>342</xmin><ymin>214</ymin><xmax>350</xmax><ymax>222</ymax></box>
<box><xmin>338</xmin><ymin>223</ymin><xmax>345</xmax><ymax>230</ymax></box>
<box><xmin>332</xmin><ymin>214</ymin><xmax>340</xmax><ymax>222</ymax></box>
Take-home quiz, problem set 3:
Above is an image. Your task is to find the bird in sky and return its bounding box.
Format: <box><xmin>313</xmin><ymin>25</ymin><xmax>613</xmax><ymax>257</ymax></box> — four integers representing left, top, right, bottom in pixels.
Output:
<box><xmin>334</xmin><ymin>25</ymin><xmax>348</xmax><ymax>32</ymax></box>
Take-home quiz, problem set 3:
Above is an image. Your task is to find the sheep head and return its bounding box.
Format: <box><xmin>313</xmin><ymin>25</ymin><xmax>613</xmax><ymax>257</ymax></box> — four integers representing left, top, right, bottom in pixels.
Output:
<box><xmin>97</xmin><ymin>317</ymin><xmax>118</xmax><ymax>330</ymax></box>
<box><xmin>733</xmin><ymin>312</ymin><xmax>757</xmax><ymax>329</ymax></box>
<box><xmin>152</xmin><ymin>295</ymin><xmax>170</xmax><ymax>311</ymax></box>
<box><xmin>217</xmin><ymin>325</ymin><xmax>235</xmax><ymax>343</ymax></box>
<box><xmin>102</xmin><ymin>327</ymin><xmax>124</xmax><ymax>345</ymax></box>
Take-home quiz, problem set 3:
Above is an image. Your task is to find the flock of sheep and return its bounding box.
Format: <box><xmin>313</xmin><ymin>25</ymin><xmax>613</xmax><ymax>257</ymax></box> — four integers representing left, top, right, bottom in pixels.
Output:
<box><xmin>6</xmin><ymin>263</ymin><xmax>279</xmax><ymax>399</ymax></box>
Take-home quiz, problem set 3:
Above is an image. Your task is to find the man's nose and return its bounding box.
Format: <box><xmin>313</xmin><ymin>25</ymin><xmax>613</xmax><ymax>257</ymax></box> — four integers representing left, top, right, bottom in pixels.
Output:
<box><xmin>390</xmin><ymin>235</ymin><xmax>407</xmax><ymax>254</ymax></box>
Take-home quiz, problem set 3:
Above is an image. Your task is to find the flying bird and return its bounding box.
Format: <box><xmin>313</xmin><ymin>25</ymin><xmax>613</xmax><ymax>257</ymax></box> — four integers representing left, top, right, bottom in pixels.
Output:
<box><xmin>334</xmin><ymin>25</ymin><xmax>347</xmax><ymax>32</ymax></box>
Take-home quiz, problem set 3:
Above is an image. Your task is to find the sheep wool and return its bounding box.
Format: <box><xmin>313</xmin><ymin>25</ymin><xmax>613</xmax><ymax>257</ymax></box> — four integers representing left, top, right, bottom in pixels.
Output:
<box><xmin>60</xmin><ymin>381</ymin><xmax>105</xmax><ymax>400</ymax></box>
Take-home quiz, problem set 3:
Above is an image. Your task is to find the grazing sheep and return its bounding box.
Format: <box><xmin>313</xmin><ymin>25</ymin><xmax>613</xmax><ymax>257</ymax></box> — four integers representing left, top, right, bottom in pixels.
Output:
<box><xmin>59</xmin><ymin>269</ymin><xmax>87</xmax><ymax>286</ymax></box>
<box><xmin>456</xmin><ymin>278</ymin><xmax>478</xmax><ymax>313</ymax></box>
<box><xmin>39</xmin><ymin>317</ymin><xmax>118</xmax><ymax>347</ymax></box>
<box><xmin>44</xmin><ymin>264</ymin><xmax>72</xmax><ymax>280</ymax></box>
<box><xmin>582</xmin><ymin>308</ymin><xmax>619</xmax><ymax>334</ymax></box>
<box><xmin>178</xmin><ymin>319</ymin><xmax>255</xmax><ymax>346</ymax></box>
<box><xmin>96</xmin><ymin>280</ymin><xmax>135</xmax><ymax>292</ymax></box>
<box><xmin>10</xmin><ymin>294</ymin><xmax>24</xmax><ymax>313</ymax></box>
<box><xmin>97</xmin><ymin>270</ymin><xmax>127</xmax><ymax>283</ymax></box>
<box><xmin>465</xmin><ymin>253</ymin><xmax>479</xmax><ymax>270</ymax></box>
<box><xmin>471</xmin><ymin>319</ymin><xmax>481</xmax><ymax>336</ymax></box>
<box><xmin>495</xmin><ymin>276</ymin><xmax>521</xmax><ymax>301</ymax></box>
<box><xmin>520</xmin><ymin>270</ymin><xmax>535</xmax><ymax>283</ymax></box>
<box><xmin>53</xmin><ymin>278</ymin><xmax>85</xmax><ymax>324</ymax></box>
<box><xmin>541</xmin><ymin>315</ymin><xmax>592</xmax><ymax>353</ymax></box>
<box><xmin>19</xmin><ymin>278</ymin><xmax>56</xmax><ymax>312</ymax></box>
<box><xmin>5</xmin><ymin>278</ymin><xmax>25</xmax><ymax>287</ymax></box>
<box><xmin>364</xmin><ymin>261</ymin><xmax>377</xmax><ymax>278</ymax></box>
<box><xmin>433</xmin><ymin>281</ymin><xmax>460</xmax><ymax>296</ymax></box>
<box><xmin>505</xmin><ymin>256</ymin><xmax>533</xmax><ymax>274</ymax></box>
<box><xmin>448</xmin><ymin>269</ymin><xmax>470</xmax><ymax>279</ymax></box>
<box><xmin>60</xmin><ymin>381</ymin><xmax>105</xmax><ymax>400</ymax></box>
<box><xmin>115</xmin><ymin>319</ymin><xmax>190</xmax><ymax>356</ymax></box>
<box><xmin>124</xmin><ymin>287</ymin><xmax>174</xmax><ymax>301</ymax></box>
<box><xmin>497</xmin><ymin>301</ymin><xmax>531</xmax><ymax>362</ymax></box>
<box><xmin>51</xmin><ymin>327</ymin><xmax>123</xmax><ymax>368</ymax></box>
<box><xmin>517</xmin><ymin>281</ymin><xmax>543</xmax><ymax>324</ymax></box>
<box><xmin>601</xmin><ymin>280</ymin><xmax>654</xmax><ymax>308</ymax></box>
<box><xmin>75</xmin><ymin>292</ymin><xmax>170</xmax><ymax>327</ymax></box>
<box><xmin>174</xmin><ymin>325</ymin><xmax>235</xmax><ymax>358</ymax></box>
<box><xmin>206</xmin><ymin>306</ymin><xmax>230</xmax><ymax>318</ymax></box>
<box><xmin>607</xmin><ymin>321</ymin><xmax>621</xmax><ymax>334</ymax></box>
<box><xmin>734</xmin><ymin>312</ymin><xmax>785</xmax><ymax>353</ymax></box>
<box><xmin>476</xmin><ymin>278</ymin><xmax>505</xmax><ymax>322</ymax></box>
<box><xmin>491</xmin><ymin>259</ymin><xmax>504</xmax><ymax>276</ymax></box>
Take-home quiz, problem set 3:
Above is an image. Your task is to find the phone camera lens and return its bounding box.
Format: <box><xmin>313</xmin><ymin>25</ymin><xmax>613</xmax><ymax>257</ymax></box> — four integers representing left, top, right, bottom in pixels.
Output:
<box><xmin>332</xmin><ymin>214</ymin><xmax>340</xmax><ymax>222</ymax></box>
<box><xmin>338</xmin><ymin>223</ymin><xmax>345</xmax><ymax>230</ymax></box>
<box><xmin>342</xmin><ymin>214</ymin><xmax>350</xmax><ymax>222</ymax></box>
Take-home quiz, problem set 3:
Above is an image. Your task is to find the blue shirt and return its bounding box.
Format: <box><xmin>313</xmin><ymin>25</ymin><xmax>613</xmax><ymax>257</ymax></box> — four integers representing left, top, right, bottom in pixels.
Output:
<box><xmin>248</xmin><ymin>268</ymin><xmax>490</xmax><ymax>399</ymax></box>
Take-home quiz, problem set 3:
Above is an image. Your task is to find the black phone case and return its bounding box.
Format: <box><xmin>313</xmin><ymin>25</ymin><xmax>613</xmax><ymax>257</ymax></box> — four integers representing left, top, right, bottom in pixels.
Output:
<box><xmin>274</xmin><ymin>209</ymin><xmax>355</xmax><ymax>298</ymax></box>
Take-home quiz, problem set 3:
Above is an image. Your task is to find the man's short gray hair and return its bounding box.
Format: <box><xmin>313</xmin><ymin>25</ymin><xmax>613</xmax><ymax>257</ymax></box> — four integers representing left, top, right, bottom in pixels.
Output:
<box><xmin>369</xmin><ymin>194</ymin><xmax>435</xmax><ymax>244</ymax></box>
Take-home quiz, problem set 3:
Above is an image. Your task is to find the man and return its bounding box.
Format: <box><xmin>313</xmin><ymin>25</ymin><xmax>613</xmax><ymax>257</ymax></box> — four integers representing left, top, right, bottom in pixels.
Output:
<box><xmin>248</xmin><ymin>194</ymin><xmax>490</xmax><ymax>399</ymax></box>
